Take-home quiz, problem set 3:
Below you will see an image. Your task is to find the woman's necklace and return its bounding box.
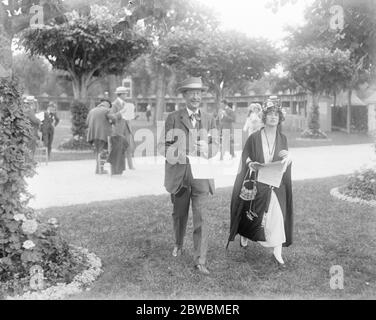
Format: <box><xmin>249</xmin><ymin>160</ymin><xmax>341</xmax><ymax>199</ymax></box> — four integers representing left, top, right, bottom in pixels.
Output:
<box><xmin>263</xmin><ymin>129</ymin><xmax>276</xmax><ymax>157</ymax></box>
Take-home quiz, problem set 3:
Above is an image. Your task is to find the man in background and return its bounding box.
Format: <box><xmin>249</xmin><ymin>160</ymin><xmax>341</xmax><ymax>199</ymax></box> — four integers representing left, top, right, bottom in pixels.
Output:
<box><xmin>110</xmin><ymin>86</ymin><xmax>136</xmax><ymax>170</ymax></box>
<box><xmin>41</xmin><ymin>102</ymin><xmax>60</xmax><ymax>160</ymax></box>
<box><xmin>86</xmin><ymin>99</ymin><xmax>114</xmax><ymax>174</ymax></box>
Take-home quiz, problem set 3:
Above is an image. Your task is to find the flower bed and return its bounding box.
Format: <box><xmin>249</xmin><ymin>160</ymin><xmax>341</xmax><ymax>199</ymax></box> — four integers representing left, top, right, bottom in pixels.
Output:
<box><xmin>58</xmin><ymin>136</ymin><xmax>92</xmax><ymax>151</ymax></box>
<box><xmin>301</xmin><ymin>128</ymin><xmax>328</xmax><ymax>139</ymax></box>
<box><xmin>330</xmin><ymin>187</ymin><xmax>376</xmax><ymax>207</ymax></box>
<box><xmin>6</xmin><ymin>245</ymin><xmax>102</xmax><ymax>300</ymax></box>
<box><xmin>342</xmin><ymin>165</ymin><xmax>376</xmax><ymax>201</ymax></box>
<box><xmin>330</xmin><ymin>164</ymin><xmax>376</xmax><ymax>207</ymax></box>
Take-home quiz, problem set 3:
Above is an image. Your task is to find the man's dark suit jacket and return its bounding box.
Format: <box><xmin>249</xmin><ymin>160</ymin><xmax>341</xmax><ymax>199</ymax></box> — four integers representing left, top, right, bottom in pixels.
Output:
<box><xmin>158</xmin><ymin>108</ymin><xmax>219</xmax><ymax>195</ymax></box>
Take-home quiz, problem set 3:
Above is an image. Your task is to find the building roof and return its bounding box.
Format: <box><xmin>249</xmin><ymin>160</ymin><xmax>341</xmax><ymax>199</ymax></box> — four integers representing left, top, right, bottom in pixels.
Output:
<box><xmin>336</xmin><ymin>91</ymin><xmax>366</xmax><ymax>106</ymax></box>
<box><xmin>363</xmin><ymin>91</ymin><xmax>376</xmax><ymax>104</ymax></box>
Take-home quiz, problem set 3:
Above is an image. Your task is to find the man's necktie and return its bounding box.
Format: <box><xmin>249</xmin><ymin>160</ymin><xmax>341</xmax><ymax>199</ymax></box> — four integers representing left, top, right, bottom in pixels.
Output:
<box><xmin>189</xmin><ymin>112</ymin><xmax>200</xmax><ymax>122</ymax></box>
<box><xmin>190</xmin><ymin>112</ymin><xmax>201</xmax><ymax>156</ymax></box>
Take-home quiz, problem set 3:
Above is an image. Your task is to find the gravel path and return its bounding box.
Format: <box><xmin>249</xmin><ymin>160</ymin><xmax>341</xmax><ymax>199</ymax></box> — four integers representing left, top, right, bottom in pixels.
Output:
<box><xmin>27</xmin><ymin>144</ymin><xmax>375</xmax><ymax>209</ymax></box>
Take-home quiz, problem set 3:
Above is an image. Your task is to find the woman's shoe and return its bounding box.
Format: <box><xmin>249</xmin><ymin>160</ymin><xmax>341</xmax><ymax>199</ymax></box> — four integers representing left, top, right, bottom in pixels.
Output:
<box><xmin>272</xmin><ymin>255</ymin><xmax>286</xmax><ymax>269</ymax></box>
<box><xmin>240</xmin><ymin>236</ymin><xmax>248</xmax><ymax>248</ymax></box>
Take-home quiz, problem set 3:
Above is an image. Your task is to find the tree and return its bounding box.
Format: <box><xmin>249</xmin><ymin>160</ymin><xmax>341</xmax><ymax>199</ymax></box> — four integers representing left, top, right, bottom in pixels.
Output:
<box><xmin>20</xmin><ymin>5</ymin><xmax>149</xmax><ymax>102</ymax></box>
<box><xmin>284</xmin><ymin>46</ymin><xmax>354</xmax><ymax>138</ymax></box>
<box><xmin>124</xmin><ymin>0</ymin><xmax>219</xmax><ymax>123</ymax></box>
<box><xmin>12</xmin><ymin>53</ymin><xmax>49</xmax><ymax>96</ymax></box>
<box><xmin>286</xmin><ymin>0</ymin><xmax>375</xmax><ymax>133</ymax></box>
<box><xmin>158</xmin><ymin>28</ymin><xmax>279</xmax><ymax>110</ymax></box>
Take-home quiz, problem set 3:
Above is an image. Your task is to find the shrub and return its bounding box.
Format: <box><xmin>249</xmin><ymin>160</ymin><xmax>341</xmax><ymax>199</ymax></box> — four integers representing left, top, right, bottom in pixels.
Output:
<box><xmin>0</xmin><ymin>79</ymin><xmax>85</xmax><ymax>297</ymax></box>
<box><xmin>342</xmin><ymin>165</ymin><xmax>376</xmax><ymax>201</ymax></box>
<box><xmin>71</xmin><ymin>100</ymin><xmax>89</xmax><ymax>138</ymax></box>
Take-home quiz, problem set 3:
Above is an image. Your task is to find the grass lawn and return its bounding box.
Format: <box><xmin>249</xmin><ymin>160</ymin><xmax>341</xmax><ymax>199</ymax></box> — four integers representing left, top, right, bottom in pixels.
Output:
<box><xmin>39</xmin><ymin>175</ymin><xmax>376</xmax><ymax>300</ymax></box>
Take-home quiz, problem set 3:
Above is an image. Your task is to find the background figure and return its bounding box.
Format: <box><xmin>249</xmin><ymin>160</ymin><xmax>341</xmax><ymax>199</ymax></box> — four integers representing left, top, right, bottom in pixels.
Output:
<box><xmin>110</xmin><ymin>86</ymin><xmax>135</xmax><ymax>172</ymax></box>
<box><xmin>146</xmin><ymin>104</ymin><xmax>152</xmax><ymax>122</ymax></box>
<box><xmin>219</xmin><ymin>100</ymin><xmax>236</xmax><ymax>160</ymax></box>
<box><xmin>24</xmin><ymin>96</ymin><xmax>41</xmax><ymax>160</ymax></box>
<box><xmin>41</xmin><ymin>102</ymin><xmax>60</xmax><ymax>159</ymax></box>
<box><xmin>86</xmin><ymin>99</ymin><xmax>114</xmax><ymax>174</ymax></box>
<box><xmin>243</xmin><ymin>103</ymin><xmax>263</xmax><ymax>145</ymax></box>
<box><xmin>243</xmin><ymin>103</ymin><xmax>263</xmax><ymax>136</ymax></box>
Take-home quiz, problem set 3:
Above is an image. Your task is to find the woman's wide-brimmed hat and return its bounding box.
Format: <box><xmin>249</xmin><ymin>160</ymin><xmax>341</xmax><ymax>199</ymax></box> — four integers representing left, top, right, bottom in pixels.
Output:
<box><xmin>262</xmin><ymin>96</ymin><xmax>282</xmax><ymax>112</ymax></box>
<box><xmin>177</xmin><ymin>77</ymin><xmax>208</xmax><ymax>93</ymax></box>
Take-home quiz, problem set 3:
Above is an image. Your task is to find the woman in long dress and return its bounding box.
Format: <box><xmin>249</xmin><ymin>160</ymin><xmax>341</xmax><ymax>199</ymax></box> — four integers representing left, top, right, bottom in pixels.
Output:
<box><xmin>228</xmin><ymin>98</ymin><xmax>293</xmax><ymax>267</ymax></box>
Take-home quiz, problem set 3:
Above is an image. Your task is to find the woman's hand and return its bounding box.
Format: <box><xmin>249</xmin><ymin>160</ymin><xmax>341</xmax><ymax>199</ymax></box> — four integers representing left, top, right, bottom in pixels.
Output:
<box><xmin>248</xmin><ymin>161</ymin><xmax>264</xmax><ymax>171</ymax></box>
<box><xmin>279</xmin><ymin>150</ymin><xmax>292</xmax><ymax>165</ymax></box>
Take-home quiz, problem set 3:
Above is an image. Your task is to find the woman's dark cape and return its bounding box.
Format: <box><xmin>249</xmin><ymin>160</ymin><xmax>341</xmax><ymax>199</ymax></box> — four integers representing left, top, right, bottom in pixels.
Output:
<box><xmin>226</xmin><ymin>129</ymin><xmax>293</xmax><ymax>249</ymax></box>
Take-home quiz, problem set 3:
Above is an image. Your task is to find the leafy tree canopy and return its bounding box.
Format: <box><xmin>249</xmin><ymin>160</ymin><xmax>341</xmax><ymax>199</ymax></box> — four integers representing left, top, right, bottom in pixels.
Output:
<box><xmin>284</xmin><ymin>46</ymin><xmax>354</xmax><ymax>95</ymax></box>
<box><xmin>158</xmin><ymin>28</ymin><xmax>279</xmax><ymax>99</ymax></box>
<box><xmin>285</xmin><ymin>0</ymin><xmax>376</xmax><ymax>73</ymax></box>
<box><xmin>20</xmin><ymin>4</ymin><xmax>150</xmax><ymax>100</ymax></box>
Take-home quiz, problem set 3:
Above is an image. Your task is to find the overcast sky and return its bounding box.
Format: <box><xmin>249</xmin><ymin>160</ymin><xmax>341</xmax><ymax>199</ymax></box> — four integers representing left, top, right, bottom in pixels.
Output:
<box><xmin>198</xmin><ymin>0</ymin><xmax>313</xmax><ymax>44</ymax></box>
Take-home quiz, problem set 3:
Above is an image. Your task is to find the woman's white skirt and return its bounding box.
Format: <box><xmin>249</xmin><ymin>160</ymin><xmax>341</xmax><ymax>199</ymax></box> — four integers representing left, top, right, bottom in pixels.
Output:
<box><xmin>258</xmin><ymin>190</ymin><xmax>286</xmax><ymax>248</ymax></box>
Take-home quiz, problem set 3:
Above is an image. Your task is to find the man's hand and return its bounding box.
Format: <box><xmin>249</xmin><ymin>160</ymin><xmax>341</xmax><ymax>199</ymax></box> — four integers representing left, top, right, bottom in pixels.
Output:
<box><xmin>195</xmin><ymin>140</ymin><xmax>209</xmax><ymax>157</ymax></box>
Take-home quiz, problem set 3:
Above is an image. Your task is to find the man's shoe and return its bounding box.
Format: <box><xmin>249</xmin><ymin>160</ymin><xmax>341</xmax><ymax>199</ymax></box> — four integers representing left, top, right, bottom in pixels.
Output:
<box><xmin>172</xmin><ymin>246</ymin><xmax>182</xmax><ymax>257</ymax></box>
<box><xmin>195</xmin><ymin>264</ymin><xmax>210</xmax><ymax>275</ymax></box>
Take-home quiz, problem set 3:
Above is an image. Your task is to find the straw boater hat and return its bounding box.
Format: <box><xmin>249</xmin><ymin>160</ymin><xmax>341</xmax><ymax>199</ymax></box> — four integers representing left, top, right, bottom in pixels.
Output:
<box><xmin>23</xmin><ymin>95</ymin><xmax>37</xmax><ymax>103</ymax></box>
<box><xmin>177</xmin><ymin>77</ymin><xmax>208</xmax><ymax>93</ymax></box>
<box><xmin>115</xmin><ymin>86</ymin><xmax>129</xmax><ymax>94</ymax></box>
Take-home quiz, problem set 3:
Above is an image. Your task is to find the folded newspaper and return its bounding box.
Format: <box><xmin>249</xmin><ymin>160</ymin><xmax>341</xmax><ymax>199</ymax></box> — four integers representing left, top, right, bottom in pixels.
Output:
<box><xmin>256</xmin><ymin>161</ymin><xmax>286</xmax><ymax>188</ymax></box>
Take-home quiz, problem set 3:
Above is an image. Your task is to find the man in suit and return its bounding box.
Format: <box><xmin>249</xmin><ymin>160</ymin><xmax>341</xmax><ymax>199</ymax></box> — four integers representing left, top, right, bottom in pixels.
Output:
<box><xmin>110</xmin><ymin>87</ymin><xmax>135</xmax><ymax>170</ymax></box>
<box><xmin>158</xmin><ymin>77</ymin><xmax>219</xmax><ymax>275</ymax></box>
<box><xmin>86</xmin><ymin>99</ymin><xmax>114</xmax><ymax>174</ymax></box>
<box><xmin>41</xmin><ymin>102</ymin><xmax>60</xmax><ymax>159</ymax></box>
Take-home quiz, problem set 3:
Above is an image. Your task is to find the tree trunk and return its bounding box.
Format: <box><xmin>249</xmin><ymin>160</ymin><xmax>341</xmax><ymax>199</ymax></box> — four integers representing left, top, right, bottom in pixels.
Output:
<box><xmin>72</xmin><ymin>76</ymin><xmax>89</xmax><ymax>103</ymax></box>
<box><xmin>107</xmin><ymin>74</ymin><xmax>119</xmax><ymax>101</ymax></box>
<box><xmin>154</xmin><ymin>63</ymin><xmax>166</xmax><ymax>125</ymax></box>
<box><xmin>302</xmin><ymin>92</ymin><xmax>327</xmax><ymax>139</ymax></box>
<box><xmin>307</xmin><ymin>92</ymin><xmax>320</xmax><ymax>131</ymax></box>
<box><xmin>213</xmin><ymin>82</ymin><xmax>223</xmax><ymax>111</ymax></box>
<box><xmin>346</xmin><ymin>89</ymin><xmax>352</xmax><ymax>134</ymax></box>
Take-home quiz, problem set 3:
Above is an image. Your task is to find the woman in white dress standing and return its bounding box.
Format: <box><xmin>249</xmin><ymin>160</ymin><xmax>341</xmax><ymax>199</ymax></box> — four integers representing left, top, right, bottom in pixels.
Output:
<box><xmin>243</xmin><ymin>103</ymin><xmax>263</xmax><ymax>137</ymax></box>
<box><xmin>228</xmin><ymin>97</ymin><xmax>293</xmax><ymax>268</ymax></box>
